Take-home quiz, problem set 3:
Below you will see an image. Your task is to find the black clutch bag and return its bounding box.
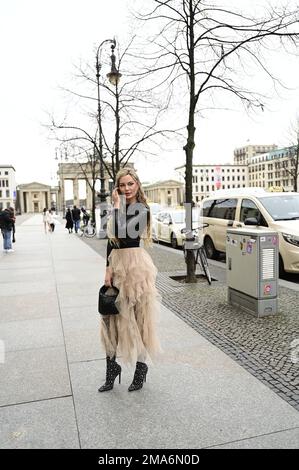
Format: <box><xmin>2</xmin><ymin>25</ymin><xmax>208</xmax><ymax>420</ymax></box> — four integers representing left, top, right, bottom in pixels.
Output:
<box><xmin>98</xmin><ymin>285</ymin><xmax>119</xmax><ymax>315</ymax></box>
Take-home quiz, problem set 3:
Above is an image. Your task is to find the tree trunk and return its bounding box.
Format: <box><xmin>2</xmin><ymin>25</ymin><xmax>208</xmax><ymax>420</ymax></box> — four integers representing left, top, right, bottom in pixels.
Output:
<box><xmin>92</xmin><ymin>183</ymin><xmax>96</xmax><ymax>223</ymax></box>
<box><xmin>115</xmin><ymin>83</ymin><xmax>120</xmax><ymax>175</ymax></box>
<box><xmin>184</xmin><ymin>0</ymin><xmax>197</xmax><ymax>283</ymax></box>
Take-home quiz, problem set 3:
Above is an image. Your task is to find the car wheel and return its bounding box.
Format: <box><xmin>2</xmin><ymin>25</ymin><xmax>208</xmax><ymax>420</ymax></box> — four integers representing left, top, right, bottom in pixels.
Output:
<box><xmin>171</xmin><ymin>233</ymin><xmax>178</xmax><ymax>249</ymax></box>
<box><xmin>204</xmin><ymin>236</ymin><xmax>219</xmax><ymax>260</ymax></box>
<box><xmin>279</xmin><ymin>254</ymin><xmax>285</xmax><ymax>278</ymax></box>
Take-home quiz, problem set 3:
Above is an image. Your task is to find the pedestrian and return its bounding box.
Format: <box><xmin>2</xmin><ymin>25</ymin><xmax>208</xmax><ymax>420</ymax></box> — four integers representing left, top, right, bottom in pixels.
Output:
<box><xmin>9</xmin><ymin>207</ymin><xmax>16</xmax><ymax>244</ymax></box>
<box><xmin>0</xmin><ymin>207</ymin><xmax>15</xmax><ymax>252</ymax></box>
<box><xmin>47</xmin><ymin>209</ymin><xmax>56</xmax><ymax>232</ymax></box>
<box><xmin>98</xmin><ymin>168</ymin><xmax>161</xmax><ymax>393</ymax></box>
<box><xmin>65</xmin><ymin>208</ymin><xmax>73</xmax><ymax>233</ymax></box>
<box><xmin>71</xmin><ymin>205</ymin><xmax>81</xmax><ymax>233</ymax></box>
<box><xmin>42</xmin><ymin>208</ymin><xmax>49</xmax><ymax>233</ymax></box>
<box><xmin>81</xmin><ymin>207</ymin><xmax>90</xmax><ymax>226</ymax></box>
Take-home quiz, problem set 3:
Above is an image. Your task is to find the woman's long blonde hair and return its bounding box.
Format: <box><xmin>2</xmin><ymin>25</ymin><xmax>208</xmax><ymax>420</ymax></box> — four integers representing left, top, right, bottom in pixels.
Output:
<box><xmin>107</xmin><ymin>168</ymin><xmax>152</xmax><ymax>247</ymax></box>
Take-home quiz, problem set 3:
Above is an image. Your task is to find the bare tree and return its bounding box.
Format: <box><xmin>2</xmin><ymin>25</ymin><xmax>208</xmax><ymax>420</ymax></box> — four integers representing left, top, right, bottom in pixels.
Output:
<box><xmin>48</xmin><ymin>37</ymin><xmax>182</xmax><ymax>185</ymax></box>
<box><xmin>135</xmin><ymin>0</ymin><xmax>299</xmax><ymax>282</ymax></box>
<box><xmin>67</xmin><ymin>142</ymin><xmax>101</xmax><ymax>222</ymax></box>
<box><xmin>284</xmin><ymin>119</ymin><xmax>299</xmax><ymax>192</ymax></box>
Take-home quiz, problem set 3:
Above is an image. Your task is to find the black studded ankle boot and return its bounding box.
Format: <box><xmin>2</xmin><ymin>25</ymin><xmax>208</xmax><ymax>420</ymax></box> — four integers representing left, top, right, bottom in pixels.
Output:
<box><xmin>98</xmin><ymin>355</ymin><xmax>121</xmax><ymax>392</ymax></box>
<box><xmin>128</xmin><ymin>361</ymin><xmax>148</xmax><ymax>392</ymax></box>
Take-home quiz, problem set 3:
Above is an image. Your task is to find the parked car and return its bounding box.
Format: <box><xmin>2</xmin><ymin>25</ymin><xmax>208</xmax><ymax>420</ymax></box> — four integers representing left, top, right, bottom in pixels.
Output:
<box><xmin>148</xmin><ymin>202</ymin><xmax>163</xmax><ymax>218</ymax></box>
<box><xmin>153</xmin><ymin>208</ymin><xmax>201</xmax><ymax>248</ymax></box>
<box><xmin>201</xmin><ymin>188</ymin><xmax>299</xmax><ymax>274</ymax></box>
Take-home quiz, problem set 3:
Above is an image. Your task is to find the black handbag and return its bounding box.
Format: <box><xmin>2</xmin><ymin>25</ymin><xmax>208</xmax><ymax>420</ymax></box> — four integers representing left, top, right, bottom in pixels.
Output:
<box><xmin>98</xmin><ymin>285</ymin><xmax>119</xmax><ymax>315</ymax></box>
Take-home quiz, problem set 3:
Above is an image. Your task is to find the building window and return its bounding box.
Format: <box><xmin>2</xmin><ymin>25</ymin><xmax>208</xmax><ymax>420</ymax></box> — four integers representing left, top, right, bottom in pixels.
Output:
<box><xmin>6</xmin><ymin>190</ymin><xmax>10</xmax><ymax>198</ymax></box>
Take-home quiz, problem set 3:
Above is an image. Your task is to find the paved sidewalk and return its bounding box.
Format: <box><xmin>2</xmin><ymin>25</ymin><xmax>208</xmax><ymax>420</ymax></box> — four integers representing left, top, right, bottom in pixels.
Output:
<box><xmin>0</xmin><ymin>215</ymin><xmax>298</xmax><ymax>449</ymax></box>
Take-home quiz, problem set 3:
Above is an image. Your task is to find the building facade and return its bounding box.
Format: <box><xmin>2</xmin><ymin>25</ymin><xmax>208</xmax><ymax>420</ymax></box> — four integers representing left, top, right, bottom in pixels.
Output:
<box><xmin>175</xmin><ymin>164</ymin><xmax>248</xmax><ymax>201</ymax></box>
<box><xmin>233</xmin><ymin>144</ymin><xmax>277</xmax><ymax>165</ymax></box>
<box><xmin>143</xmin><ymin>180</ymin><xmax>184</xmax><ymax>207</ymax></box>
<box><xmin>17</xmin><ymin>182</ymin><xmax>58</xmax><ymax>214</ymax></box>
<box><xmin>248</xmin><ymin>146</ymin><xmax>299</xmax><ymax>191</ymax></box>
<box><xmin>0</xmin><ymin>165</ymin><xmax>17</xmax><ymax>210</ymax></box>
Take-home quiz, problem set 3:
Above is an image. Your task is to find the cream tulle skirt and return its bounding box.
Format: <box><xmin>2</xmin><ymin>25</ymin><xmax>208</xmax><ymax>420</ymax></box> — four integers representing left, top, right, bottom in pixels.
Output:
<box><xmin>100</xmin><ymin>247</ymin><xmax>162</xmax><ymax>364</ymax></box>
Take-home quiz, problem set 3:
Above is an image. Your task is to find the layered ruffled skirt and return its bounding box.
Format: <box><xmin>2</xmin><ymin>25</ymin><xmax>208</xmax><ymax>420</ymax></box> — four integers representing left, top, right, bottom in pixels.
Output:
<box><xmin>100</xmin><ymin>247</ymin><xmax>162</xmax><ymax>364</ymax></box>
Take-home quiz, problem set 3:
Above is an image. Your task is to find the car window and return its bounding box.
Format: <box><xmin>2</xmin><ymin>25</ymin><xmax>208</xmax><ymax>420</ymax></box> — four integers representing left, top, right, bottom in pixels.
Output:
<box><xmin>157</xmin><ymin>212</ymin><xmax>165</xmax><ymax>222</ymax></box>
<box><xmin>204</xmin><ymin>198</ymin><xmax>237</xmax><ymax>220</ymax></box>
<box><xmin>203</xmin><ymin>200</ymin><xmax>213</xmax><ymax>217</ymax></box>
<box><xmin>240</xmin><ymin>199</ymin><xmax>268</xmax><ymax>226</ymax></box>
<box><xmin>149</xmin><ymin>204</ymin><xmax>162</xmax><ymax>216</ymax></box>
<box><xmin>171</xmin><ymin>212</ymin><xmax>184</xmax><ymax>224</ymax></box>
<box><xmin>257</xmin><ymin>194</ymin><xmax>299</xmax><ymax>221</ymax></box>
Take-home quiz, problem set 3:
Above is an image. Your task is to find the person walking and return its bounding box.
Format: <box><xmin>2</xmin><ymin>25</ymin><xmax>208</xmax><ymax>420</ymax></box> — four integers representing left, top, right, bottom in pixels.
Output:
<box><xmin>42</xmin><ymin>208</ymin><xmax>49</xmax><ymax>233</ymax></box>
<box><xmin>65</xmin><ymin>208</ymin><xmax>73</xmax><ymax>233</ymax></box>
<box><xmin>71</xmin><ymin>205</ymin><xmax>81</xmax><ymax>233</ymax></box>
<box><xmin>99</xmin><ymin>168</ymin><xmax>161</xmax><ymax>393</ymax></box>
<box><xmin>47</xmin><ymin>209</ymin><xmax>56</xmax><ymax>233</ymax></box>
<box><xmin>9</xmin><ymin>207</ymin><xmax>16</xmax><ymax>244</ymax></box>
<box><xmin>81</xmin><ymin>207</ymin><xmax>90</xmax><ymax>226</ymax></box>
<box><xmin>0</xmin><ymin>207</ymin><xmax>15</xmax><ymax>252</ymax></box>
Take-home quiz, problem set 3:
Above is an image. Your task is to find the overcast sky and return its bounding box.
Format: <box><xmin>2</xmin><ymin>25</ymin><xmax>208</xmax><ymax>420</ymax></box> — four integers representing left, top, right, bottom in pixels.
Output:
<box><xmin>1</xmin><ymin>0</ymin><xmax>299</xmax><ymax>190</ymax></box>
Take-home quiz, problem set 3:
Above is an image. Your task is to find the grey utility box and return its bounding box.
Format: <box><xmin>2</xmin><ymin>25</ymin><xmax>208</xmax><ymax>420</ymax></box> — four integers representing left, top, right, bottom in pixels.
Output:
<box><xmin>227</xmin><ymin>227</ymin><xmax>279</xmax><ymax>317</ymax></box>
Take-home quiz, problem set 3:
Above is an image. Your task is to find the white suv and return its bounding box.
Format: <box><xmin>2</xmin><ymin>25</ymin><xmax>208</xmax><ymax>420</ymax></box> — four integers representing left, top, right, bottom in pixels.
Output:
<box><xmin>202</xmin><ymin>189</ymin><xmax>299</xmax><ymax>274</ymax></box>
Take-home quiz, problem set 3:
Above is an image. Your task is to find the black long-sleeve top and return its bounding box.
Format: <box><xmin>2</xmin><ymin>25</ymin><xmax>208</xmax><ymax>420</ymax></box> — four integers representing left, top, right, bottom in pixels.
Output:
<box><xmin>106</xmin><ymin>203</ymin><xmax>150</xmax><ymax>267</ymax></box>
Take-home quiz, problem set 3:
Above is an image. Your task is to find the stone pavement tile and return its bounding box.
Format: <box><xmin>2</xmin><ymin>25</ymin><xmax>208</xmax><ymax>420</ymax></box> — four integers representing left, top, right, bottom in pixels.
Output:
<box><xmin>0</xmin><ymin>267</ymin><xmax>54</xmax><ymax>284</ymax></box>
<box><xmin>0</xmin><ymin>347</ymin><xmax>71</xmax><ymax>407</ymax></box>
<box><xmin>60</xmin><ymin>305</ymin><xmax>98</xmax><ymax>322</ymax></box>
<box><xmin>208</xmin><ymin>427</ymin><xmax>299</xmax><ymax>449</ymax></box>
<box><xmin>0</xmin><ymin>318</ymin><xmax>64</xmax><ymax>352</ymax></box>
<box><xmin>54</xmin><ymin>271</ymin><xmax>101</xmax><ymax>284</ymax></box>
<box><xmin>56</xmin><ymin>283</ymin><xmax>98</xmax><ymax>297</ymax></box>
<box><xmin>61</xmin><ymin>308</ymin><xmax>102</xmax><ymax>363</ymax></box>
<box><xmin>0</xmin><ymin>280</ymin><xmax>56</xmax><ymax>297</ymax></box>
<box><xmin>0</xmin><ymin>260</ymin><xmax>52</xmax><ymax>271</ymax></box>
<box><xmin>0</xmin><ymin>397</ymin><xmax>79</xmax><ymax>449</ymax></box>
<box><xmin>0</xmin><ymin>293</ymin><xmax>60</xmax><ymax>322</ymax></box>
<box><xmin>69</xmin><ymin>359</ymin><xmax>299</xmax><ymax>449</ymax></box>
<box><xmin>58</xmin><ymin>293</ymin><xmax>97</xmax><ymax>309</ymax></box>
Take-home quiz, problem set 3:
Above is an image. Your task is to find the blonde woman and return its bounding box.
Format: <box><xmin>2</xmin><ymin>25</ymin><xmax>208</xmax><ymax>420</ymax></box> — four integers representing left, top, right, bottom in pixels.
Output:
<box><xmin>99</xmin><ymin>168</ymin><xmax>161</xmax><ymax>392</ymax></box>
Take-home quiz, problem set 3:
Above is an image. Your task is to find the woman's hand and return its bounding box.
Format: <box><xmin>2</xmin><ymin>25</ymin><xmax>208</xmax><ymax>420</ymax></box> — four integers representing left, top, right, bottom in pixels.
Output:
<box><xmin>112</xmin><ymin>188</ymin><xmax>120</xmax><ymax>208</ymax></box>
<box><xmin>104</xmin><ymin>267</ymin><xmax>113</xmax><ymax>287</ymax></box>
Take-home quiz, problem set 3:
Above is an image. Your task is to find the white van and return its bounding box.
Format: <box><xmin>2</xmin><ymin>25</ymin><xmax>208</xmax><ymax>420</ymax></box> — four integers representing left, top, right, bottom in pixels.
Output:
<box><xmin>201</xmin><ymin>188</ymin><xmax>299</xmax><ymax>274</ymax></box>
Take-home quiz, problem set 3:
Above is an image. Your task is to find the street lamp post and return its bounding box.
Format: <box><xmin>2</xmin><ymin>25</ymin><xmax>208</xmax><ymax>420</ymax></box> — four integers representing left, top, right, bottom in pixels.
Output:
<box><xmin>95</xmin><ymin>38</ymin><xmax>122</xmax><ymax>238</ymax></box>
<box><xmin>55</xmin><ymin>146</ymin><xmax>68</xmax><ymax>214</ymax></box>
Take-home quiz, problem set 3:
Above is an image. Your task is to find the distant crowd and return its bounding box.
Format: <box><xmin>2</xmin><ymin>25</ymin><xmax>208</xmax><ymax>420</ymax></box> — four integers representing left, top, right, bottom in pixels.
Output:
<box><xmin>42</xmin><ymin>206</ymin><xmax>90</xmax><ymax>234</ymax></box>
<box><xmin>0</xmin><ymin>206</ymin><xmax>92</xmax><ymax>253</ymax></box>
